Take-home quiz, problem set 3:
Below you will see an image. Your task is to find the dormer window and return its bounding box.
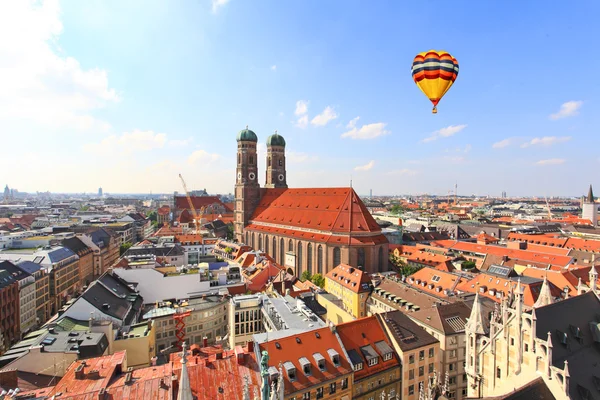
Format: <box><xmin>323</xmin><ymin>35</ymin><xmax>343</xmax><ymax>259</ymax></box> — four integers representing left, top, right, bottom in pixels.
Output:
<box><xmin>354</xmin><ymin>362</ymin><xmax>363</xmax><ymax>371</ymax></box>
<box><xmin>327</xmin><ymin>349</ymin><xmax>340</xmax><ymax>367</ymax></box>
<box><xmin>299</xmin><ymin>357</ymin><xmax>311</xmax><ymax>376</ymax></box>
<box><xmin>284</xmin><ymin>361</ymin><xmax>296</xmax><ymax>382</ymax></box>
<box><xmin>313</xmin><ymin>353</ymin><xmax>326</xmax><ymax>371</ymax></box>
<box><xmin>383</xmin><ymin>352</ymin><xmax>392</xmax><ymax>361</ymax></box>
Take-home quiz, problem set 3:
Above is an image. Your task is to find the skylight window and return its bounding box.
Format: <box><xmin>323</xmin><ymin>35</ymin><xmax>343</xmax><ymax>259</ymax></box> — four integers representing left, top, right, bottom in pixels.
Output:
<box><xmin>431</xmin><ymin>275</ymin><xmax>441</xmax><ymax>282</ymax></box>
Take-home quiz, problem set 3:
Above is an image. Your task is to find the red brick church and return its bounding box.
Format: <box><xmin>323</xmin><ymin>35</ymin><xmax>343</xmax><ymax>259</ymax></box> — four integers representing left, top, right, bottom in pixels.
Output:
<box><xmin>234</xmin><ymin>127</ymin><xmax>388</xmax><ymax>276</ymax></box>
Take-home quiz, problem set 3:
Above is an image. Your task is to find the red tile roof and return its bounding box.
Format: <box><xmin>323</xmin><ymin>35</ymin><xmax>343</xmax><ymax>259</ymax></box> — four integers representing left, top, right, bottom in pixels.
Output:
<box><xmin>246</xmin><ymin>223</ymin><xmax>388</xmax><ymax>245</ymax></box>
<box><xmin>335</xmin><ymin>316</ymin><xmax>400</xmax><ymax>381</ymax></box>
<box><xmin>520</xmin><ymin>268</ymin><xmax>578</xmax><ymax>297</ymax></box>
<box><xmin>157</xmin><ymin>205</ymin><xmax>170</xmax><ymax>216</ymax></box>
<box><xmin>406</xmin><ymin>267</ymin><xmax>467</xmax><ymax>297</ymax></box>
<box><xmin>258</xmin><ymin>327</ymin><xmax>353</xmax><ymax>396</ymax></box>
<box><xmin>250</xmin><ymin>187</ymin><xmax>382</xmax><ymax>234</ymax></box>
<box><xmin>325</xmin><ymin>264</ymin><xmax>372</xmax><ymax>293</ymax></box>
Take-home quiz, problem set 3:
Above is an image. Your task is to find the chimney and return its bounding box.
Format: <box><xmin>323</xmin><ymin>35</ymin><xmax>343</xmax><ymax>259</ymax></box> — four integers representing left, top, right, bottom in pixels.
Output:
<box><xmin>216</xmin><ymin>351</ymin><xmax>223</xmax><ymax>360</ymax></box>
<box><xmin>203</xmin><ymin>337</ymin><xmax>208</xmax><ymax>347</ymax></box>
<box><xmin>247</xmin><ymin>341</ymin><xmax>254</xmax><ymax>352</ymax></box>
<box><xmin>74</xmin><ymin>364</ymin><xmax>85</xmax><ymax>380</ymax></box>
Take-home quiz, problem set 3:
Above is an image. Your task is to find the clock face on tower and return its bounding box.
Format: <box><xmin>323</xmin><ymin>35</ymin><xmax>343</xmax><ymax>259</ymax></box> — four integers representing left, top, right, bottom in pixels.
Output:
<box><xmin>248</xmin><ymin>172</ymin><xmax>256</xmax><ymax>181</ymax></box>
<box><xmin>237</xmin><ymin>172</ymin><xmax>242</xmax><ymax>182</ymax></box>
<box><xmin>278</xmin><ymin>174</ymin><xmax>285</xmax><ymax>182</ymax></box>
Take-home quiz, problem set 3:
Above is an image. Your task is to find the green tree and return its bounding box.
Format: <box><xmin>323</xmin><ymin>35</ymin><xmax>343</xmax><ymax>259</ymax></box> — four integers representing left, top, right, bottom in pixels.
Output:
<box><xmin>226</xmin><ymin>225</ymin><xmax>235</xmax><ymax>240</ymax></box>
<box><xmin>224</xmin><ymin>247</ymin><xmax>233</xmax><ymax>254</ymax></box>
<box><xmin>119</xmin><ymin>242</ymin><xmax>132</xmax><ymax>256</ymax></box>
<box><xmin>79</xmin><ymin>205</ymin><xmax>90</xmax><ymax>211</ymax></box>
<box><xmin>148</xmin><ymin>211</ymin><xmax>158</xmax><ymax>222</ymax></box>
<box><xmin>311</xmin><ymin>273</ymin><xmax>325</xmax><ymax>288</ymax></box>
<box><xmin>301</xmin><ymin>270</ymin><xmax>312</xmax><ymax>282</ymax></box>
<box><xmin>462</xmin><ymin>260</ymin><xmax>476</xmax><ymax>270</ymax></box>
<box><xmin>389</xmin><ymin>204</ymin><xmax>404</xmax><ymax>215</ymax></box>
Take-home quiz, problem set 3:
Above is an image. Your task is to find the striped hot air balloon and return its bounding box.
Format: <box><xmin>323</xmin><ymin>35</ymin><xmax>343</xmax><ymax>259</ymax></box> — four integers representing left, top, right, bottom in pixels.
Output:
<box><xmin>411</xmin><ymin>50</ymin><xmax>459</xmax><ymax>114</ymax></box>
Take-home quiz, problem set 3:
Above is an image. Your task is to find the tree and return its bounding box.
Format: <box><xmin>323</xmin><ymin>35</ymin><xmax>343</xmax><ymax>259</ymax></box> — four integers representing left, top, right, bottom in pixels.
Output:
<box><xmin>226</xmin><ymin>225</ymin><xmax>235</xmax><ymax>240</ymax></box>
<box><xmin>79</xmin><ymin>205</ymin><xmax>90</xmax><ymax>212</ymax></box>
<box><xmin>119</xmin><ymin>242</ymin><xmax>132</xmax><ymax>256</ymax></box>
<box><xmin>389</xmin><ymin>254</ymin><xmax>420</xmax><ymax>277</ymax></box>
<box><xmin>148</xmin><ymin>211</ymin><xmax>158</xmax><ymax>222</ymax></box>
<box><xmin>462</xmin><ymin>260</ymin><xmax>476</xmax><ymax>270</ymax></box>
<box><xmin>301</xmin><ymin>270</ymin><xmax>312</xmax><ymax>282</ymax></box>
<box><xmin>389</xmin><ymin>204</ymin><xmax>404</xmax><ymax>215</ymax></box>
<box><xmin>224</xmin><ymin>247</ymin><xmax>233</xmax><ymax>254</ymax></box>
<box><xmin>311</xmin><ymin>273</ymin><xmax>325</xmax><ymax>288</ymax></box>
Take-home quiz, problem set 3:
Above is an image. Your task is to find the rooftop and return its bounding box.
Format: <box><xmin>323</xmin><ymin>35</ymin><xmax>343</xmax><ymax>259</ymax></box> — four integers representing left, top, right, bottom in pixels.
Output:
<box><xmin>326</xmin><ymin>263</ymin><xmax>372</xmax><ymax>293</ymax></box>
<box><xmin>377</xmin><ymin>310</ymin><xmax>439</xmax><ymax>352</ymax></box>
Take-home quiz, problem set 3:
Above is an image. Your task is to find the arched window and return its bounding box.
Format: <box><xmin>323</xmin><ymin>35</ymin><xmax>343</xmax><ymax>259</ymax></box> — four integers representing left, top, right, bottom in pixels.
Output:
<box><xmin>245</xmin><ymin>231</ymin><xmax>249</xmax><ymax>244</ymax></box>
<box><xmin>268</xmin><ymin>156</ymin><xmax>272</xmax><ymax>167</ymax></box>
<box><xmin>265</xmin><ymin>235</ymin><xmax>269</xmax><ymax>253</ymax></box>
<box><xmin>378</xmin><ymin>247</ymin><xmax>384</xmax><ymax>272</ymax></box>
<box><xmin>307</xmin><ymin>243</ymin><xmax>313</xmax><ymax>274</ymax></box>
<box><xmin>357</xmin><ymin>248</ymin><xmax>365</xmax><ymax>268</ymax></box>
<box><xmin>288</xmin><ymin>240</ymin><xmax>293</xmax><ymax>252</ymax></box>
<box><xmin>258</xmin><ymin>235</ymin><xmax>262</xmax><ymax>251</ymax></box>
<box><xmin>250</xmin><ymin>155</ymin><xmax>254</xmax><ymax>165</ymax></box>
<box><xmin>278</xmin><ymin>159</ymin><xmax>282</xmax><ymax>166</ymax></box>
<box><xmin>333</xmin><ymin>247</ymin><xmax>341</xmax><ymax>267</ymax></box>
<box><xmin>280</xmin><ymin>238</ymin><xmax>284</xmax><ymax>265</ymax></box>
<box><xmin>272</xmin><ymin>237</ymin><xmax>277</xmax><ymax>261</ymax></box>
<box><xmin>317</xmin><ymin>245</ymin><xmax>323</xmax><ymax>274</ymax></box>
<box><xmin>251</xmin><ymin>233</ymin><xmax>255</xmax><ymax>249</ymax></box>
<box><xmin>298</xmin><ymin>242</ymin><xmax>303</xmax><ymax>271</ymax></box>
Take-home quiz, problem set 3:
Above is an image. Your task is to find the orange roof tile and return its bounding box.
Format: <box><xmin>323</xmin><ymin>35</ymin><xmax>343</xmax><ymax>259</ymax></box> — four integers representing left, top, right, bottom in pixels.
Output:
<box><xmin>250</xmin><ymin>187</ymin><xmax>382</xmax><ymax>234</ymax></box>
<box><xmin>325</xmin><ymin>264</ymin><xmax>372</xmax><ymax>293</ymax></box>
<box><xmin>564</xmin><ymin>237</ymin><xmax>600</xmax><ymax>252</ymax></box>
<box><xmin>520</xmin><ymin>268</ymin><xmax>578</xmax><ymax>297</ymax></box>
<box><xmin>405</xmin><ymin>267</ymin><xmax>467</xmax><ymax>297</ymax></box>
<box><xmin>335</xmin><ymin>316</ymin><xmax>400</xmax><ymax>381</ymax></box>
<box><xmin>157</xmin><ymin>205</ymin><xmax>170</xmax><ymax>216</ymax></box>
<box><xmin>257</xmin><ymin>327</ymin><xmax>353</xmax><ymax>395</ymax></box>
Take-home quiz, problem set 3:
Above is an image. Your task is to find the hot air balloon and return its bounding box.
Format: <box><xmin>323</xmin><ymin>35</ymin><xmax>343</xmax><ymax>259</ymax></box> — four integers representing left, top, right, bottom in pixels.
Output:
<box><xmin>411</xmin><ymin>50</ymin><xmax>459</xmax><ymax>113</ymax></box>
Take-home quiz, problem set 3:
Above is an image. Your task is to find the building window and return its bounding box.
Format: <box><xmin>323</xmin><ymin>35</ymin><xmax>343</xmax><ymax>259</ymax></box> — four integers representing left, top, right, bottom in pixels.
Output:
<box><xmin>333</xmin><ymin>247</ymin><xmax>341</xmax><ymax>267</ymax></box>
<box><xmin>258</xmin><ymin>235</ymin><xmax>263</xmax><ymax>251</ymax></box>
<box><xmin>378</xmin><ymin>247</ymin><xmax>384</xmax><ymax>272</ymax></box>
<box><xmin>317</xmin><ymin>245</ymin><xmax>323</xmax><ymax>274</ymax></box>
<box><xmin>302</xmin><ymin>392</ymin><xmax>310</xmax><ymax>400</ymax></box>
<box><xmin>383</xmin><ymin>352</ymin><xmax>392</xmax><ymax>361</ymax></box>
<box><xmin>329</xmin><ymin>382</ymin><xmax>336</xmax><ymax>394</ymax></box>
<box><xmin>525</xmin><ymin>343</ymin><xmax>529</xmax><ymax>352</ymax></box>
<box><xmin>449</xmin><ymin>363</ymin><xmax>455</xmax><ymax>371</ymax></box>
<box><xmin>409</xmin><ymin>354</ymin><xmax>415</xmax><ymax>364</ymax></box>
<box><xmin>408</xmin><ymin>385</ymin><xmax>414</xmax><ymax>395</ymax></box>
<box><xmin>419</xmin><ymin>366</ymin><xmax>424</xmax><ymax>377</ymax></box>
<box><xmin>341</xmin><ymin>378</ymin><xmax>348</xmax><ymax>389</ymax></box>
<box><xmin>429</xmin><ymin>348</ymin><xmax>434</xmax><ymax>358</ymax></box>
<box><xmin>409</xmin><ymin>370</ymin><xmax>414</xmax><ymax>380</ymax></box>
<box><xmin>289</xmin><ymin>240</ymin><xmax>293</xmax><ymax>252</ymax></box>
<box><xmin>298</xmin><ymin>242</ymin><xmax>303</xmax><ymax>269</ymax></box>
<box><xmin>368</xmin><ymin>357</ymin><xmax>378</xmax><ymax>367</ymax></box>
<box><xmin>316</xmin><ymin>387</ymin><xmax>323</xmax><ymax>399</ymax></box>
<box><xmin>496</xmin><ymin>367</ymin><xmax>501</xmax><ymax>379</ymax></box>
<box><xmin>449</xmin><ymin>377</ymin><xmax>457</xmax><ymax>385</ymax></box>
<box><xmin>273</xmin><ymin>237</ymin><xmax>277</xmax><ymax>260</ymax></box>
<box><xmin>265</xmin><ymin>235</ymin><xmax>269</xmax><ymax>253</ymax></box>
<box><xmin>429</xmin><ymin>363</ymin><xmax>434</xmax><ymax>373</ymax></box>
<box><xmin>307</xmin><ymin>243</ymin><xmax>313</xmax><ymax>274</ymax></box>
<box><xmin>357</xmin><ymin>248</ymin><xmax>365</xmax><ymax>268</ymax></box>
<box><xmin>419</xmin><ymin>350</ymin><xmax>425</xmax><ymax>361</ymax></box>
<box><xmin>354</xmin><ymin>362</ymin><xmax>363</xmax><ymax>371</ymax></box>
<box><xmin>510</xmin><ymin>337</ymin><xmax>515</xmax><ymax>346</ymax></box>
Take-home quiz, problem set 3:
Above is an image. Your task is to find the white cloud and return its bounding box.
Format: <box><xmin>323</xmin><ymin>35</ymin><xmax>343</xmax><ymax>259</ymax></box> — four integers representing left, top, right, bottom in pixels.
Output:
<box><xmin>270</xmin><ymin>65</ymin><xmax>277</xmax><ymax>71</ymax></box>
<box><xmin>346</xmin><ymin>116</ymin><xmax>360</xmax><ymax>129</ymax></box>
<box><xmin>442</xmin><ymin>156</ymin><xmax>465</xmax><ymax>164</ymax></box>
<box><xmin>295</xmin><ymin>100</ymin><xmax>308</xmax><ymax>116</ymax></box>
<box><xmin>550</xmin><ymin>101</ymin><xmax>583</xmax><ymax>120</ymax></box>
<box><xmin>341</xmin><ymin>121</ymin><xmax>390</xmax><ymax>140</ymax></box>
<box><xmin>168</xmin><ymin>137</ymin><xmax>194</xmax><ymax>147</ymax></box>
<box><xmin>493</xmin><ymin>138</ymin><xmax>512</xmax><ymax>149</ymax></box>
<box><xmin>287</xmin><ymin>151</ymin><xmax>318</xmax><ymax>163</ymax></box>
<box><xmin>521</xmin><ymin>136</ymin><xmax>571</xmax><ymax>148</ymax></box>
<box><xmin>536</xmin><ymin>158</ymin><xmax>566</xmax><ymax>166</ymax></box>
<box><xmin>354</xmin><ymin>160</ymin><xmax>375</xmax><ymax>171</ymax></box>
<box><xmin>388</xmin><ymin>169</ymin><xmax>418</xmax><ymax>176</ymax></box>
<box><xmin>187</xmin><ymin>149</ymin><xmax>221</xmax><ymax>165</ymax></box>
<box><xmin>83</xmin><ymin>130</ymin><xmax>167</xmax><ymax>155</ymax></box>
<box><xmin>422</xmin><ymin>124</ymin><xmax>467</xmax><ymax>143</ymax></box>
<box><xmin>311</xmin><ymin>106</ymin><xmax>338</xmax><ymax>126</ymax></box>
<box><xmin>295</xmin><ymin>115</ymin><xmax>308</xmax><ymax>129</ymax></box>
<box><xmin>0</xmin><ymin>0</ymin><xmax>119</xmax><ymax>131</ymax></box>
<box><xmin>211</xmin><ymin>0</ymin><xmax>230</xmax><ymax>13</ymax></box>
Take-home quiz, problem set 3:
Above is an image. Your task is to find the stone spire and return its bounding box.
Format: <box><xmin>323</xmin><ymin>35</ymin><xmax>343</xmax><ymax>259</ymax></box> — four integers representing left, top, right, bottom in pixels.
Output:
<box><xmin>533</xmin><ymin>275</ymin><xmax>554</xmax><ymax>308</ymax></box>
<box><xmin>466</xmin><ymin>292</ymin><xmax>488</xmax><ymax>335</ymax></box>
<box><xmin>590</xmin><ymin>255</ymin><xmax>598</xmax><ymax>292</ymax></box>
<box><xmin>178</xmin><ymin>342</ymin><xmax>193</xmax><ymax>400</ymax></box>
<box><xmin>578</xmin><ymin>276</ymin><xmax>584</xmax><ymax>295</ymax></box>
<box><xmin>588</xmin><ymin>185</ymin><xmax>595</xmax><ymax>203</ymax></box>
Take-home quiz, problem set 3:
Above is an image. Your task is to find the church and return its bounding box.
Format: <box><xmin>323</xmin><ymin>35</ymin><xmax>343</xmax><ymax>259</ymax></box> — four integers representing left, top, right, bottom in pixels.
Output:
<box><xmin>233</xmin><ymin>127</ymin><xmax>388</xmax><ymax>276</ymax></box>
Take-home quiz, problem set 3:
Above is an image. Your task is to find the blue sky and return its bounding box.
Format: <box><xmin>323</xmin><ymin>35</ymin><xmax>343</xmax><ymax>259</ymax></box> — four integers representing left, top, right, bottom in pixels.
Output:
<box><xmin>1</xmin><ymin>0</ymin><xmax>599</xmax><ymax>197</ymax></box>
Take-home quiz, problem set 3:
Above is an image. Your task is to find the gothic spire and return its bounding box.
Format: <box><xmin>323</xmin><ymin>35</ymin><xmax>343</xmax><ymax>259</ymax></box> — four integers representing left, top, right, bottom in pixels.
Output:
<box><xmin>588</xmin><ymin>184</ymin><xmax>595</xmax><ymax>203</ymax></box>
<box><xmin>533</xmin><ymin>275</ymin><xmax>554</xmax><ymax>308</ymax></box>
<box><xmin>466</xmin><ymin>292</ymin><xmax>488</xmax><ymax>335</ymax></box>
<box><xmin>178</xmin><ymin>342</ymin><xmax>193</xmax><ymax>400</ymax></box>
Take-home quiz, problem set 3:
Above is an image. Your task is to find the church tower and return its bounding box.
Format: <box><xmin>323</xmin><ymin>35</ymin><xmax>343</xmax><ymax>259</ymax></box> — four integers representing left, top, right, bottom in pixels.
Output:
<box><xmin>582</xmin><ymin>184</ymin><xmax>598</xmax><ymax>226</ymax></box>
<box><xmin>234</xmin><ymin>127</ymin><xmax>261</xmax><ymax>243</ymax></box>
<box><xmin>265</xmin><ymin>131</ymin><xmax>287</xmax><ymax>188</ymax></box>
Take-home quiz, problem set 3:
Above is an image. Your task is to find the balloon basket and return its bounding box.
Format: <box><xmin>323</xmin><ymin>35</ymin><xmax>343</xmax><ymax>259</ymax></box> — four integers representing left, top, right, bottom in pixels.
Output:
<box><xmin>432</xmin><ymin>107</ymin><xmax>438</xmax><ymax>114</ymax></box>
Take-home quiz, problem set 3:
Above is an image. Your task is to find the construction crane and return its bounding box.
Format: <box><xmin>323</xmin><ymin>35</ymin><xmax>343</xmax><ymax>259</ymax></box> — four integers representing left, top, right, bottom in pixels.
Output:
<box><xmin>544</xmin><ymin>196</ymin><xmax>553</xmax><ymax>220</ymax></box>
<box><xmin>179</xmin><ymin>173</ymin><xmax>203</xmax><ymax>233</ymax></box>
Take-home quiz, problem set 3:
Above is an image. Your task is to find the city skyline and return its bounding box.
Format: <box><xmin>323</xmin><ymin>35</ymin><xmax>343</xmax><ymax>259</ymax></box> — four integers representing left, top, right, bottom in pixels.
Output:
<box><xmin>1</xmin><ymin>1</ymin><xmax>599</xmax><ymax>196</ymax></box>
